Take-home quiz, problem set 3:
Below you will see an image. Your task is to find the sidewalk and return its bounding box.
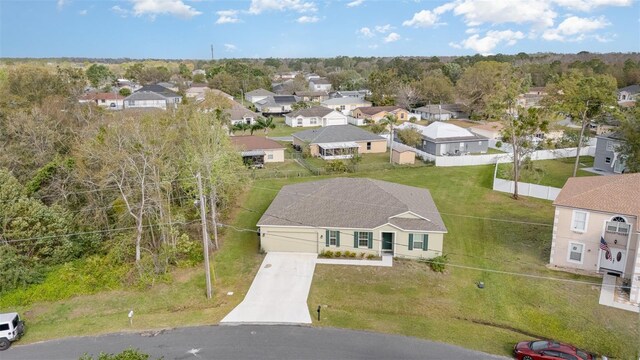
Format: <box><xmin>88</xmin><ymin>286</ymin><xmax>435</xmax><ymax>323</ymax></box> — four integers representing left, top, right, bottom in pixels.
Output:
<box><xmin>599</xmin><ymin>274</ymin><xmax>639</xmax><ymax>313</ymax></box>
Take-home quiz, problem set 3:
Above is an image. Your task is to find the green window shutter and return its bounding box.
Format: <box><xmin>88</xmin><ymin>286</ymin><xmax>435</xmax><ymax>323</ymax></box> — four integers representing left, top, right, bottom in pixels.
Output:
<box><xmin>423</xmin><ymin>234</ymin><xmax>429</xmax><ymax>251</ymax></box>
<box><xmin>354</xmin><ymin>231</ymin><xmax>359</xmax><ymax>248</ymax></box>
<box><xmin>325</xmin><ymin>230</ymin><xmax>330</xmax><ymax>247</ymax></box>
<box><xmin>336</xmin><ymin>231</ymin><xmax>341</xmax><ymax>247</ymax></box>
<box><xmin>408</xmin><ymin>234</ymin><xmax>413</xmax><ymax>250</ymax></box>
<box><xmin>368</xmin><ymin>232</ymin><xmax>373</xmax><ymax>249</ymax></box>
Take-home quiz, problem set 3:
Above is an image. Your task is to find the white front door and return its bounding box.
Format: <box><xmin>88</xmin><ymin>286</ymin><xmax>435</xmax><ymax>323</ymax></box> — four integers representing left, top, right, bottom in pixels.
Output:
<box><xmin>600</xmin><ymin>248</ymin><xmax>627</xmax><ymax>274</ymax></box>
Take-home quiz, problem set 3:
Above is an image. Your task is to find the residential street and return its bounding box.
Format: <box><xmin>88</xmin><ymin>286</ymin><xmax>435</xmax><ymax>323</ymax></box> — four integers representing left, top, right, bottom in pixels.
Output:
<box><xmin>4</xmin><ymin>325</ymin><xmax>507</xmax><ymax>360</ymax></box>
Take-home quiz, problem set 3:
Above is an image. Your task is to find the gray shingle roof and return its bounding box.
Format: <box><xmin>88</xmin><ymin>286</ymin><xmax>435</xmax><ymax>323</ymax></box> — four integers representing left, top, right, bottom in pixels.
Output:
<box><xmin>321</xmin><ymin>98</ymin><xmax>371</xmax><ymax>106</ymax></box>
<box><xmin>310</xmin><ymin>78</ymin><xmax>331</xmax><ymax>85</ymax></box>
<box><xmin>288</xmin><ymin>106</ymin><xmax>334</xmax><ymax>118</ymax></box>
<box><xmin>292</xmin><ymin>125</ymin><xmax>384</xmax><ymax>144</ymax></box>
<box><xmin>125</xmin><ymin>91</ymin><xmax>167</xmax><ymax>101</ymax></box>
<box><xmin>618</xmin><ymin>84</ymin><xmax>640</xmax><ymax>94</ymax></box>
<box><xmin>257</xmin><ymin>178</ymin><xmax>447</xmax><ymax>232</ymax></box>
<box><xmin>246</xmin><ymin>88</ymin><xmax>275</xmax><ymax>97</ymax></box>
<box><xmin>136</xmin><ymin>85</ymin><xmax>180</xmax><ymax>98</ymax></box>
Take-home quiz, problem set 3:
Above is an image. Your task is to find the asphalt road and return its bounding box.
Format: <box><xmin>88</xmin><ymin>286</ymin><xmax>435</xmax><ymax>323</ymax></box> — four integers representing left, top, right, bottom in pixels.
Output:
<box><xmin>3</xmin><ymin>325</ymin><xmax>509</xmax><ymax>360</ymax></box>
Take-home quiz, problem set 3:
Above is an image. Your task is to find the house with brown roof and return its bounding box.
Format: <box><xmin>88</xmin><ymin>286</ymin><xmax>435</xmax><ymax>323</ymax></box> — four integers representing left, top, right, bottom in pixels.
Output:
<box><xmin>257</xmin><ymin>178</ymin><xmax>447</xmax><ymax>257</ymax></box>
<box><xmin>549</xmin><ymin>173</ymin><xmax>640</xmax><ymax>308</ymax></box>
<box><xmin>285</xmin><ymin>106</ymin><xmax>348</xmax><ymax>128</ymax></box>
<box><xmin>230</xmin><ymin>136</ymin><xmax>286</xmax><ymax>165</ymax></box>
<box><xmin>79</xmin><ymin>92</ymin><xmax>125</xmax><ymax>109</ymax></box>
<box><xmin>352</xmin><ymin>106</ymin><xmax>409</xmax><ymax>123</ymax></box>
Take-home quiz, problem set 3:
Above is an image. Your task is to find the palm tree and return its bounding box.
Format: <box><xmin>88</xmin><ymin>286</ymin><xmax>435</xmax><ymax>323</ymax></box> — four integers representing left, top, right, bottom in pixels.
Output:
<box><xmin>379</xmin><ymin>114</ymin><xmax>399</xmax><ymax>164</ymax></box>
<box><xmin>255</xmin><ymin>116</ymin><xmax>276</xmax><ymax>135</ymax></box>
<box><xmin>232</xmin><ymin>122</ymin><xmax>249</xmax><ymax>134</ymax></box>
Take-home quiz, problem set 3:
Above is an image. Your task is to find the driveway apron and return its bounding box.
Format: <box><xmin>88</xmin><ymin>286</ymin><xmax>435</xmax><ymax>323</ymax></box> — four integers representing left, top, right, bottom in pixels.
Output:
<box><xmin>221</xmin><ymin>252</ymin><xmax>318</xmax><ymax>325</ymax></box>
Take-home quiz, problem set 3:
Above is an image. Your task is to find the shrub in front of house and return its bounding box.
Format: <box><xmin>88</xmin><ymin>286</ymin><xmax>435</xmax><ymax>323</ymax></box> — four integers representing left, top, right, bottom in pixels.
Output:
<box><xmin>419</xmin><ymin>254</ymin><xmax>448</xmax><ymax>273</ymax></box>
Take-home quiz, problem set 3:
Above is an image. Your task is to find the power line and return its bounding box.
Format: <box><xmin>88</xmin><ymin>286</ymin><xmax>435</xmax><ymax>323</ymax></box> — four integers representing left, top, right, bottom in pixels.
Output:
<box><xmin>220</xmin><ymin>224</ymin><xmax>618</xmax><ymax>289</ymax></box>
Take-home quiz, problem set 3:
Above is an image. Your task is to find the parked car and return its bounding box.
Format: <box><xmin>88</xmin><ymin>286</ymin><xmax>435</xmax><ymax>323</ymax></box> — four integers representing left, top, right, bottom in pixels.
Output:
<box><xmin>514</xmin><ymin>340</ymin><xmax>598</xmax><ymax>360</ymax></box>
<box><xmin>0</xmin><ymin>312</ymin><xmax>25</xmax><ymax>351</ymax></box>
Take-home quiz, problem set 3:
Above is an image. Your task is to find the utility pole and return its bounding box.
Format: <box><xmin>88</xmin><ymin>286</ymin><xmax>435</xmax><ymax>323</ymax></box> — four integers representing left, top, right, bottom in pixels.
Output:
<box><xmin>210</xmin><ymin>44</ymin><xmax>214</xmax><ymax>61</ymax></box>
<box><xmin>196</xmin><ymin>173</ymin><xmax>213</xmax><ymax>299</ymax></box>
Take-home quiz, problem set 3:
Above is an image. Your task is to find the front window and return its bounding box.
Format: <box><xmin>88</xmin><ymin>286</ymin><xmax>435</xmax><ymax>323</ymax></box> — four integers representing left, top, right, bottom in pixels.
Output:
<box><xmin>571</xmin><ymin>211</ymin><xmax>588</xmax><ymax>232</ymax></box>
<box><xmin>367</xmin><ymin>142</ymin><xmax>371</xmax><ymax>150</ymax></box>
<box><xmin>340</xmin><ymin>105</ymin><xmax>346</xmax><ymax>110</ymax></box>
<box><xmin>412</xmin><ymin>234</ymin><xmax>428</xmax><ymax>250</ymax></box>
<box><xmin>358</xmin><ymin>232</ymin><xmax>369</xmax><ymax>247</ymax></box>
<box><xmin>328</xmin><ymin>230</ymin><xmax>338</xmax><ymax>246</ymax></box>
<box><xmin>297</xmin><ymin>118</ymin><xmax>303</xmax><ymax>126</ymax></box>
<box><xmin>267</xmin><ymin>154</ymin><xmax>273</xmax><ymax>160</ymax></box>
<box><xmin>605</xmin><ymin>157</ymin><xmax>611</xmax><ymax>164</ymax></box>
<box><xmin>607</xmin><ymin>217</ymin><xmax>629</xmax><ymax>234</ymax></box>
<box><xmin>310</xmin><ymin>118</ymin><xmax>317</xmax><ymax>125</ymax></box>
<box><xmin>568</xmin><ymin>242</ymin><xmax>584</xmax><ymax>262</ymax></box>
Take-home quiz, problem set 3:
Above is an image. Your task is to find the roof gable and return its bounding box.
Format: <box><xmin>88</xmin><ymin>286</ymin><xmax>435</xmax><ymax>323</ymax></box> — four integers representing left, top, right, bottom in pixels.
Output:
<box><xmin>292</xmin><ymin>125</ymin><xmax>384</xmax><ymax>144</ymax></box>
<box><xmin>136</xmin><ymin>85</ymin><xmax>180</xmax><ymax>98</ymax></box>
<box><xmin>287</xmin><ymin>106</ymin><xmax>334</xmax><ymax>118</ymax></box>
<box><xmin>230</xmin><ymin>136</ymin><xmax>285</xmax><ymax>151</ymax></box>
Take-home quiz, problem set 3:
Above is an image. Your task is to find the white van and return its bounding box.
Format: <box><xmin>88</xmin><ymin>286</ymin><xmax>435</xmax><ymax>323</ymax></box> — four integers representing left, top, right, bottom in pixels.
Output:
<box><xmin>0</xmin><ymin>312</ymin><xmax>24</xmax><ymax>351</ymax></box>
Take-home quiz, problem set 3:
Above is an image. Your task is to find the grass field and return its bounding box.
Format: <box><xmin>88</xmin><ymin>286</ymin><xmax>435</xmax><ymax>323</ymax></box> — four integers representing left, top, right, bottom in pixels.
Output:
<box><xmin>1</xmin><ymin>165</ymin><xmax>637</xmax><ymax>359</ymax></box>
<box><xmin>497</xmin><ymin>156</ymin><xmax>596</xmax><ymax>188</ymax></box>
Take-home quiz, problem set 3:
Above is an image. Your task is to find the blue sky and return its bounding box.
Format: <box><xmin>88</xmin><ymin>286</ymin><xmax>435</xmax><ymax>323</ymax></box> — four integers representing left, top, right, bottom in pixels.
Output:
<box><xmin>1</xmin><ymin>0</ymin><xmax>639</xmax><ymax>59</ymax></box>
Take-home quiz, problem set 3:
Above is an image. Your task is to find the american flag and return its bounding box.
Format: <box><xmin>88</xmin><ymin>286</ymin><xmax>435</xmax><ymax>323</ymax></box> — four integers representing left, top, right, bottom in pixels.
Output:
<box><xmin>600</xmin><ymin>237</ymin><xmax>612</xmax><ymax>261</ymax></box>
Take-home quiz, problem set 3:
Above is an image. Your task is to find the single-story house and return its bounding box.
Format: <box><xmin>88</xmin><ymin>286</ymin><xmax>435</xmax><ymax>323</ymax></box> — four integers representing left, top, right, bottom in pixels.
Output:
<box><xmin>285</xmin><ymin>106</ymin><xmax>348</xmax><ymax>128</ymax></box>
<box><xmin>469</xmin><ymin>122</ymin><xmax>504</xmax><ymax>140</ymax></box>
<box><xmin>320</xmin><ymin>97</ymin><xmax>372</xmax><ymax>116</ymax></box>
<box><xmin>549</xmin><ymin>173</ymin><xmax>640</xmax><ymax>307</ymax></box>
<box><xmin>617</xmin><ymin>84</ymin><xmax>639</xmax><ymax>102</ymax></box>
<box><xmin>131</xmin><ymin>85</ymin><xmax>182</xmax><ymax>109</ymax></box>
<box><xmin>308</xmin><ymin>78</ymin><xmax>332</xmax><ymax>92</ymax></box>
<box><xmin>305</xmin><ymin>73</ymin><xmax>321</xmax><ymax>81</ymax></box>
<box><xmin>245</xmin><ymin>88</ymin><xmax>275</xmax><ymax>104</ymax></box>
<box><xmin>396</xmin><ymin>122</ymin><xmax>489</xmax><ymax>155</ymax></box>
<box><xmin>124</xmin><ymin>91</ymin><xmax>172</xmax><ymax>110</ymax></box>
<box><xmin>516</xmin><ymin>87</ymin><xmax>547</xmax><ymax>109</ymax></box>
<box><xmin>329</xmin><ymin>90</ymin><xmax>369</xmax><ymax>100</ymax></box>
<box><xmin>292</xmin><ymin>125</ymin><xmax>386</xmax><ymax>160</ymax></box>
<box><xmin>79</xmin><ymin>92</ymin><xmax>125</xmax><ymax>109</ymax></box>
<box><xmin>255</xmin><ymin>95</ymin><xmax>299</xmax><ymax>115</ymax></box>
<box><xmin>186</xmin><ymin>85</ymin><xmax>233</xmax><ymax>102</ymax></box>
<box><xmin>413</xmin><ymin>105</ymin><xmax>455</xmax><ymax>121</ymax></box>
<box><xmin>352</xmin><ymin>106</ymin><xmax>410</xmax><ymax>123</ymax></box>
<box><xmin>230</xmin><ymin>136</ymin><xmax>286</xmax><ymax>165</ymax></box>
<box><xmin>594</xmin><ymin>132</ymin><xmax>628</xmax><ymax>174</ymax></box>
<box><xmin>226</xmin><ymin>102</ymin><xmax>260</xmax><ymax>125</ymax></box>
<box><xmin>293</xmin><ymin>91</ymin><xmax>329</xmax><ymax>102</ymax></box>
<box><xmin>439</xmin><ymin>104</ymin><xmax>469</xmax><ymax>119</ymax></box>
<box><xmin>257</xmin><ymin>178</ymin><xmax>447</xmax><ymax>258</ymax></box>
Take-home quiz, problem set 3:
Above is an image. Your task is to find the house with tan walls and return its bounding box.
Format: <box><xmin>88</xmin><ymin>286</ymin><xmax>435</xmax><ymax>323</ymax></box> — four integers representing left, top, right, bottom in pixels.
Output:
<box><xmin>352</xmin><ymin>106</ymin><xmax>409</xmax><ymax>123</ymax></box>
<box><xmin>549</xmin><ymin>173</ymin><xmax>640</xmax><ymax>307</ymax></box>
<box><xmin>257</xmin><ymin>178</ymin><xmax>447</xmax><ymax>258</ymax></box>
<box><xmin>285</xmin><ymin>106</ymin><xmax>348</xmax><ymax>128</ymax></box>
<box><xmin>292</xmin><ymin>125</ymin><xmax>386</xmax><ymax>160</ymax></box>
<box><xmin>230</xmin><ymin>136</ymin><xmax>286</xmax><ymax>165</ymax></box>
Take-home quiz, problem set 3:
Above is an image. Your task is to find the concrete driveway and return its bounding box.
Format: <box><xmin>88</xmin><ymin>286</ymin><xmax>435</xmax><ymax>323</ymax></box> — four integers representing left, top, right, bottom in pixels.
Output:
<box><xmin>221</xmin><ymin>252</ymin><xmax>317</xmax><ymax>325</ymax></box>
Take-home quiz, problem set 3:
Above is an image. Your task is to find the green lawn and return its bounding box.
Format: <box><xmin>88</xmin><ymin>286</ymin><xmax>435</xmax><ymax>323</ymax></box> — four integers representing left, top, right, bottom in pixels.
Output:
<box><xmin>497</xmin><ymin>156</ymin><xmax>596</xmax><ymax>188</ymax></box>
<box><xmin>252</xmin><ymin>116</ymin><xmax>321</xmax><ymax>138</ymax></box>
<box><xmin>304</xmin><ymin>151</ymin><xmax>432</xmax><ymax>172</ymax></box>
<box><xmin>2</xmin><ymin>165</ymin><xmax>637</xmax><ymax>359</ymax></box>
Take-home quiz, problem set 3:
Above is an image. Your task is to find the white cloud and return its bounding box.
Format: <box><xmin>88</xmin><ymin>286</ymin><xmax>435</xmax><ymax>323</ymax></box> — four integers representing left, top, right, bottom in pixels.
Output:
<box><xmin>383</xmin><ymin>32</ymin><xmax>401</xmax><ymax>43</ymax></box>
<box><xmin>454</xmin><ymin>30</ymin><xmax>525</xmax><ymax>54</ymax></box>
<box><xmin>297</xmin><ymin>15</ymin><xmax>319</xmax><ymax>23</ymax></box>
<box><xmin>57</xmin><ymin>0</ymin><xmax>68</xmax><ymax>9</ymax></box>
<box><xmin>552</xmin><ymin>0</ymin><xmax>632</xmax><ymax>11</ymax></box>
<box><xmin>224</xmin><ymin>44</ymin><xmax>238</xmax><ymax>52</ymax></box>
<box><xmin>375</xmin><ymin>24</ymin><xmax>393</xmax><ymax>33</ymax></box>
<box><xmin>358</xmin><ymin>27</ymin><xmax>375</xmax><ymax>37</ymax></box>
<box><xmin>111</xmin><ymin>5</ymin><xmax>130</xmax><ymax>17</ymax></box>
<box><xmin>368</xmin><ymin>44</ymin><xmax>379</xmax><ymax>49</ymax></box>
<box><xmin>465</xmin><ymin>27</ymin><xmax>480</xmax><ymax>34</ymax></box>
<box><xmin>216</xmin><ymin>10</ymin><xmax>240</xmax><ymax>24</ymax></box>
<box><xmin>346</xmin><ymin>0</ymin><xmax>365</xmax><ymax>7</ymax></box>
<box><xmin>542</xmin><ymin>15</ymin><xmax>610</xmax><ymax>41</ymax></box>
<box><xmin>248</xmin><ymin>0</ymin><xmax>317</xmax><ymax>14</ymax></box>
<box><xmin>128</xmin><ymin>0</ymin><xmax>202</xmax><ymax>19</ymax></box>
<box><xmin>78</xmin><ymin>9</ymin><xmax>88</xmax><ymax>15</ymax></box>
<box><xmin>402</xmin><ymin>10</ymin><xmax>439</xmax><ymax>27</ymax></box>
<box><xmin>451</xmin><ymin>0</ymin><xmax>557</xmax><ymax>28</ymax></box>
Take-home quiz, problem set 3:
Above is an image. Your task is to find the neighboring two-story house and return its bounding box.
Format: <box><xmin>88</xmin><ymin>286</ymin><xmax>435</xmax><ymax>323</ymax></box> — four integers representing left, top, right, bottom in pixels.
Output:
<box><xmin>308</xmin><ymin>78</ymin><xmax>332</xmax><ymax>92</ymax></box>
<box><xmin>593</xmin><ymin>132</ymin><xmax>627</xmax><ymax>174</ymax></box>
<box><xmin>549</xmin><ymin>174</ymin><xmax>640</xmax><ymax>307</ymax></box>
<box><xmin>320</xmin><ymin>97</ymin><xmax>372</xmax><ymax>116</ymax></box>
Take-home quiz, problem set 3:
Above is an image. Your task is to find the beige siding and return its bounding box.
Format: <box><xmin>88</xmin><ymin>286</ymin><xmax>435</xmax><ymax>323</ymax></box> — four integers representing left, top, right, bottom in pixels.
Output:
<box><xmin>392</xmin><ymin>149</ymin><xmax>415</xmax><ymax>164</ymax></box>
<box><xmin>551</xmin><ymin>206</ymin><xmax>638</xmax><ymax>276</ymax></box>
<box><xmin>356</xmin><ymin>140</ymin><xmax>387</xmax><ymax>154</ymax></box>
<box><xmin>259</xmin><ymin>224</ymin><xmax>444</xmax><ymax>259</ymax></box>
<box><xmin>264</xmin><ymin>149</ymin><xmax>285</xmax><ymax>163</ymax></box>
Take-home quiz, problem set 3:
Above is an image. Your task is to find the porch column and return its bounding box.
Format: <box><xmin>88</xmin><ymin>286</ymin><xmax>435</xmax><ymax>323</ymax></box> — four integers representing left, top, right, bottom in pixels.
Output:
<box><xmin>630</xmin><ymin>232</ymin><xmax>640</xmax><ymax>304</ymax></box>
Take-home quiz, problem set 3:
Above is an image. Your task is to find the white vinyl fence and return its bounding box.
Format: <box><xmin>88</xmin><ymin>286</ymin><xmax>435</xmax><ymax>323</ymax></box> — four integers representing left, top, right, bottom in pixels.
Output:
<box><xmin>492</xmin><ymin>178</ymin><xmax>561</xmax><ymax>200</ymax></box>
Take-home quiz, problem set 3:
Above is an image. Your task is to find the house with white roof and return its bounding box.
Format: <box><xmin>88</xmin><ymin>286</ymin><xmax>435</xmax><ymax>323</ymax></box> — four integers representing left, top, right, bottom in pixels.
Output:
<box><xmin>321</xmin><ymin>97</ymin><xmax>372</xmax><ymax>116</ymax></box>
<box><xmin>396</xmin><ymin>122</ymin><xmax>489</xmax><ymax>155</ymax></box>
<box><xmin>285</xmin><ymin>106</ymin><xmax>348</xmax><ymax>128</ymax></box>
